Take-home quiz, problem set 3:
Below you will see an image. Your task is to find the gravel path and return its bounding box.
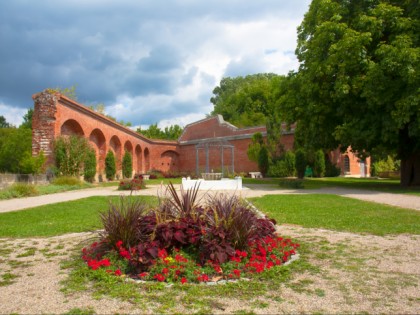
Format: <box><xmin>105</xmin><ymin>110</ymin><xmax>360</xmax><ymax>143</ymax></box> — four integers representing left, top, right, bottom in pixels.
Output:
<box><xmin>1</xmin><ymin>184</ymin><xmax>420</xmax><ymax>213</ymax></box>
<box><xmin>0</xmin><ymin>184</ymin><xmax>419</xmax><ymax>313</ymax></box>
<box><xmin>0</xmin><ymin>227</ymin><xmax>419</xmax><ymax>314</ymax></box>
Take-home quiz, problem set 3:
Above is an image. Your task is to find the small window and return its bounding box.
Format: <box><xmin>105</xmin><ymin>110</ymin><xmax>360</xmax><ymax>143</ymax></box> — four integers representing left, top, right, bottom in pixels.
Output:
<box><xmin>344</xmin><ymin>156</ymin><xmax>350</xmax><ymax>172</ymax></box>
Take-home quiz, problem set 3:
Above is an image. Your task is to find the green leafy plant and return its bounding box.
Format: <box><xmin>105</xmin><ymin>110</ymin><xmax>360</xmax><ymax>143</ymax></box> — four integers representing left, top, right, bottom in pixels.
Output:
<box><xmin>52</xmin><ymin>176</ymin><xmax>82</xmax><ymax>186</ymax></box>
<box><xmin>54</xmin><ymin>135</ymin><xmax>91</xmax><ymax>177</ymax></box>
<box><xmin>105</xmin><ymin>150</ymin><xmax>116</xmax><ymax>180</ymax></box>
<box><xmin>122</xmin><ymin>151</ymin><xmax>132</xmax><ymax>179</ymax></box>
<box><xmin>83</xmin><ymin>148</ymin><xmax>97</xmax><ymax>182</ymax></box>
<box><xmin>313</xmin><ymin>150</ymin><xmax>325</xmax><ymax>178</ymax></box>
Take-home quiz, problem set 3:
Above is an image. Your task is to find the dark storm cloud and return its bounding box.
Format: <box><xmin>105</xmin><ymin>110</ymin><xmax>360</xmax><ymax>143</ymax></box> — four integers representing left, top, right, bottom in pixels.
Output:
<box><xmin>0</xmin><ymin>0</ymin><xmax>311</xmax><ymax>126</ymax></box>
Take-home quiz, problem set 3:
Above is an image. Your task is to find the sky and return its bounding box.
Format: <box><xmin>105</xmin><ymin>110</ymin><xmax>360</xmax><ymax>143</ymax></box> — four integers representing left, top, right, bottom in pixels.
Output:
<box><xmin>0</xmin><ymin>0</ymin><xmax>311</xmax><ymax>129</ymax></box>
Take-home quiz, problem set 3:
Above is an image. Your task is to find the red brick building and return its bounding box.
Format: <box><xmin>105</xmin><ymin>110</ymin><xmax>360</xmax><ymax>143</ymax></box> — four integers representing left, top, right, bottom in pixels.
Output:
<box><xmin>32</xmin><ymin>90</ymin><xmax>369</xmax><ymax>179</ymax></box>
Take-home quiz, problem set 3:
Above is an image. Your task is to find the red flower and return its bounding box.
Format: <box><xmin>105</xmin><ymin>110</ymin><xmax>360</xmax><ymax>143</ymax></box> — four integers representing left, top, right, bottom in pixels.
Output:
<box><xmin>116</xmin><ymin>240</ymin><xmax>123</xmax><ymax>248</ymax></box>
<box><xmin>181</xmin><ymin>277</ymin><xmax>187</xmax><ymax>284</ymax></box>
<box><xmin>158</xmin><ymin>249</ymin><xmax>168</xmax><ymax>259</ymax></box>
<box><xmin>154</xmin><ymin>274</ymin><xmax>165</xmax><ymax>282</ymax></box>
<box><xmin>162</xmin><ymin>268</ymin><xmax>169</xmax><ymax>274</ymax></box>
<box><xmin>139</xmin><ymin>272</ymin><xmax>148</xmax><ymax>278</ymax></box>
<box><xmin>100</xmin><ymin>259</ymin><xmax>111</xmax><ymax>267</ymax></box>
<box><xmin>233</xmin><ymin>269</ymin><xmax>241</xmax><ymax>277</ymax></box>
<box><xmin>114</xmin><ymin>269</ymin><xmax>122</xmax><ymax>276</ymax></box>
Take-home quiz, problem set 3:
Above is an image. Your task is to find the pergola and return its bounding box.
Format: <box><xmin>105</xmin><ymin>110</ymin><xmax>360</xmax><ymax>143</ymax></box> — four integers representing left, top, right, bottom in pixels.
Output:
<box><xmin>195</xmin><ymin>139</ymin><xmax>234</xmax><ymax>177</ymax></box>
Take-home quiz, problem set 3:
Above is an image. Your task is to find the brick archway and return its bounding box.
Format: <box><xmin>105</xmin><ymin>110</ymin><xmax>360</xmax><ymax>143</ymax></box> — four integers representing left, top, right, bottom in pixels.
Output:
<box><xmin>135</xmin><ymin>144</ymin><xmax>142</xmax><ymax>174</ymax></box>
<box><xmin>110</xmin><ymin>135</ymin><xmax>122</xmax><ymax>177</ymax></box>
<box><xmin>160</xmin><ymin>150</ymin><xmax>179</xmax><ymax>173</ymax></box>
<box><xmin>61</xmin><ymin>119</ymin><xmax>84</xmax><ymax>136</ymax></box>
<box><xmin>89</xmin><ymin>128</ymin><xmax>106</xmax><ymax>175</ymax></box>
<box><xmin>144</xmin><ymin>148</ymin><xmax>150</xmax><ymax>173</ymax></box>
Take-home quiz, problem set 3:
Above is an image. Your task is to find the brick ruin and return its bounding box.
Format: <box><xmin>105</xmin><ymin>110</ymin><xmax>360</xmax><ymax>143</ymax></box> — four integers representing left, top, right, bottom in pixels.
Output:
<box><xmin>32</xmin><ymin>90</ymin><xmax>369</xmax><ymax>180</ymax></box>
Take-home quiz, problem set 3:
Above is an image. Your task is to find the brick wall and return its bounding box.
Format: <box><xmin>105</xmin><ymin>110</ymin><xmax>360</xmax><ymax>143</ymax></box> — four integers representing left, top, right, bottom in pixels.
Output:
<box><xmin>32</xmin><ymin>91</ymin><xmax>370</xmax><ymax>179</ymax></box>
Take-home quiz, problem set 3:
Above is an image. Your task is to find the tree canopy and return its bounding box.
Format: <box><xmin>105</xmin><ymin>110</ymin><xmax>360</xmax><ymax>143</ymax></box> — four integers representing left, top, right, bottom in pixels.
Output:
<box><xmin>285</xmin><ymin>0</ymin><xmax>420</xmax><ymax>186</ymax></box>
<box><xmin>210</xmin><ymin>74</ymin><xmax>285</xmax><ymax>128</ymax></box>
<box><xmin>137</xmin><ymin>123</ymin><xmax>183</xmax><ymax>140</ymax></box>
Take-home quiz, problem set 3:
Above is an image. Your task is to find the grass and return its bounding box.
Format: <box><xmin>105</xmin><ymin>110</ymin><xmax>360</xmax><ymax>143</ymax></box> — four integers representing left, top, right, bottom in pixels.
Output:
<box><xmin>0</xmin><ymin>195</ymin><xmax>158</xmax><ymax>238</ymax></box>
<box><xmin>250</xmin><ymin>194</ymin><xmax>420</xmax><ymax>235</ymax></box>
<box><xmin>243</xmin><ymin>176</ymin><xmax>420</xmax><ymax>196</ymax></box>
<box><xmin>0</xmin><ymin>182</ymin><xmax>93</xmax><ymax>200</ymax></box>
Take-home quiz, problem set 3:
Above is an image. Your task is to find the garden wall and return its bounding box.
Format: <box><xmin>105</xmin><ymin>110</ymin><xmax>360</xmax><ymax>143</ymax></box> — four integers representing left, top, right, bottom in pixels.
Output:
<box><xmin>0</xmin><ymin>174</ymin><xmax>49</xmax><ymax>189</ymax></box>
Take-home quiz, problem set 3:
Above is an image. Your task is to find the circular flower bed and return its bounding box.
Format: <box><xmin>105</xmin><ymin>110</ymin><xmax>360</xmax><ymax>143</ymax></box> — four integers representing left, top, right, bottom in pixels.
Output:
<box><xmin>82</xmin><ymin>183</ymin><xmax>299</xmax><ymax>284</ymax></box>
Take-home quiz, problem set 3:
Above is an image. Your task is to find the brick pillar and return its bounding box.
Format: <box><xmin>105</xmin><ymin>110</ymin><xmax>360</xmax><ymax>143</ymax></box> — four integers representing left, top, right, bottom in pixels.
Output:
<box><xmin>32</xmin><ymin>91</ymin><xmax>58</xmax><ymax>165</ymax></box>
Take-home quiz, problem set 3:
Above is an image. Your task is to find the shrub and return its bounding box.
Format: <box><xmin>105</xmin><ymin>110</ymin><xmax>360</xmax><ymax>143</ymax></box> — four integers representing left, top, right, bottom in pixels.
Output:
<box><xmin>283</xmin><ymin>151</ymin><xmax>296</xmax><ymax>177</ymax></box>
<box><xmin>7</xmin><ymin>183</ymin><xmax>38</xmax><ymax>198</ymax></box>
<box><xmin>118</xmin><ymin>177</ymin><xmax>145</xmax><ymax>191</ymax></box>
<box><xmin>267</xmin><ymin>160</ymin><xmax>289</xmax><ymax>177</ymax></box>
<box><xmin>295</xmin><ymin>149</ymin><xmax>306</xmax><ymax>179</ymax></box>
<box><xmin>52</xmin><ymin>176</ymin><xmax>82</xmax><ymax>186</ymax></box>
<box><xmin>313</xmin><ymin>150</ymin><xmax>326</xmax><ymax>177</ymax></box>
<box><xmin>99</xmin><ymin>196</ymin><xmax>152</xmax><ymax>250</ymax></box>
<box><xmin>122</xmin><ymin>152</ymin><xmax>133</xmax><ymax>179</ymax></box>
<box><xmin>257</xmin><ymin>146</ymin><xmax>269</xmax><ymax>176</ymax></box>
<box><xmin>105</xmin><ymin>151</ymin><xmax>116</xmax><ymax>180</ymax></box>
<box><xmin>54</xmin><ymin>135</ymin><xmax>91</xmax><ymax>176</ymax></box>
<box><xmin>84</xmin><ymin>148</ymin><xmax>97</xmax><ymax>182</ymax></box>
<box><xmin>325</xmin><ymin>158</ymin><xmax>341</xmax><ymax>177</ymax></box>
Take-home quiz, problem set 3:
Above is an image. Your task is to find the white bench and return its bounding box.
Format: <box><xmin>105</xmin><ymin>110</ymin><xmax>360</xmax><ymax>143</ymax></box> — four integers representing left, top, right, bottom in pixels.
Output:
<box><xmin>249</xmin><ymin>172</ymin><xmax>263</xmax><ymax>179</ymax></box>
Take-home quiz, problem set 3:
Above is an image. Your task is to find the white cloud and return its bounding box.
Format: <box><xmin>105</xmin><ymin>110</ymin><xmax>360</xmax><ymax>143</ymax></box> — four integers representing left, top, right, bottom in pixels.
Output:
<box><xmin>0</xmin><ymin>103</ymin><xmax>26</xmax><ymax>127</ymax></box>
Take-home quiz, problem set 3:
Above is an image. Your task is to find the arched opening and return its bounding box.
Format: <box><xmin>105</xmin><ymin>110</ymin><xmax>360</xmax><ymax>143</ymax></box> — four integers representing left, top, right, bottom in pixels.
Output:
<box><xmin>344</xmin><ymin>155</ymin><xmax>350</xmax><ymax>173</ymax></box>
<box><xmin>89</xmin><ymin>129</ymin><xmax>106</xmax><ymax>177</ymax></box>
<box><xmin>144</xmin><ymin>148</ymin><xmax>150</xmax><ymax>173</ymax></box>
<box><xmin>135</xmin><ymin>145</ymin><xmax>143</xmax><ymax>174</ymax></box>
<box><xmin>110</xmin><ymin>135</ymin><xmax>122</xmax><ymax>177</ymax></box>
<box><xmin>160</xmin><ymin>150</ymin><xmax>179</xmax><ymax>173</ymax></box>
<box><xmin>60</xmin><ymin>119</ymin><xmax>84</xmax><ymax>136</ymax></box>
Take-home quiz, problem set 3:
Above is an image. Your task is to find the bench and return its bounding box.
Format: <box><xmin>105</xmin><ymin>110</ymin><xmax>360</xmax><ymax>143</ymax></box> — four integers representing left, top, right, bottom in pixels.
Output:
<box><xmin>249</xmin><ymin>172</ymin><xmax>263</xmax><ymax>179</ymax></box>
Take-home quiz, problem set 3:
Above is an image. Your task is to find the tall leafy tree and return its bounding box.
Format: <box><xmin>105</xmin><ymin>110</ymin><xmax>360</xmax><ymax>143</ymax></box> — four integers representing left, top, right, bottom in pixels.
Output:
<box><xmin>137</xmin><ymin>123</ymin><xmax>183</xmax><ymax>140</ymax></box>
<box><xmin>211</xmin><ymin>74</ymin><xmax>283</xmax><ymax>127</ymax></box>
<box><xmin>292</xmin><ymin>0</ymin><xmax>419</xmax><ymax>186</ymax></box>
<box><xmin>0</xmin><ymin>116</ymin><xmax>11</xmax><ymax>128</ymax></box>
<box><xmin>0</xmin><ymin>128</ymin><xmax>32</xmax><ymax>172</ymax></box>
<box><xmin>20</xmin><ymin>108</ymin><xmax>33</xmax><ymax>129</ymax></box>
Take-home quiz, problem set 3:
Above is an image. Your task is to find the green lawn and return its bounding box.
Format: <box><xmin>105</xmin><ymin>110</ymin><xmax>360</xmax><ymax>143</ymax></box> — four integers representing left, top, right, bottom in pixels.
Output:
<box><xmin>0</xmin><ymin>195</ymin><xmax>157</xmax><ymax>238</ymax></box>
<box><xmin>244</xmin><ymin>176</ymin><xmax>420</xmax><ymax>196</ymax></box>
<box><xmin>250</xmin><ymin>194</ymin><xmax>420</xmax><ymax>235</ymax></box>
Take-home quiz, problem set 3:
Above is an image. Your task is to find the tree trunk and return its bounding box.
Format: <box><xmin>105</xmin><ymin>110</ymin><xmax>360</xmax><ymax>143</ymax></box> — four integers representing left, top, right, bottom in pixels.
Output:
<box><xmin>400</xmin><ymin>152</ymin><xmax>420</xmax><ymax>187</ymax></box>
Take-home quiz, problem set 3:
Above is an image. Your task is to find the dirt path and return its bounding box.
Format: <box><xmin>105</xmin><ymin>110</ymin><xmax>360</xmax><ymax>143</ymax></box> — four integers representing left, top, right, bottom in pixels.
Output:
<box><xmin>0</xmin><ymin>227</ymin><xmax>419</xmax><ymax>314</ymax></box>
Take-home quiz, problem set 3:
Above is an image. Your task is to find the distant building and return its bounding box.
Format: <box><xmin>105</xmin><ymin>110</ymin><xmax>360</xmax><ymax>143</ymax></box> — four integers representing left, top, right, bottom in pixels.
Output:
<box><xmin>32</xmin><ymin>90</ymin><xmax>369</xmax><ymax>180</ymax></box>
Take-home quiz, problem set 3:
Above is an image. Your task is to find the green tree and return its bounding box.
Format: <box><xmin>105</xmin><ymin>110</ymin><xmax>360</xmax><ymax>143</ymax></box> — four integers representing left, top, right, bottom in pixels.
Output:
<box><xmin>295</xmin><ymin>149</ymin><xmax>306</xmax><ymax>179</ymax></box>
<box><xmin>313</xmin><ymin>150</ymin><xmax>326</xmax><ymax>178</ymax></box>
<box><xmin>247</xmin><ymin>132</ymin><xmax>264</xmax><ymax>162</ymax></box>
<box><xmin>122</xmin><ymin>151</ymin><xmax>133</xmax><ymax>178</ymax></box>
<box><xmin>257</xmin><ymin>146</ymin><xmax>269</xmax><ymax>176</ymax></box>
<box><xmin>0</xmin><ymin>128</ymin><xmax>32</xmax><ymax>172</ymax></box>
<box><xmin>0</xmin><ymin>116</ymin><xmax>11</xmax><ymax>128</ymax></box>
<box><xmin>292</xmin><ymin>0</ymin><xmax>420</xmax><ymax>186</ymax></box>
<box><xmin>84</xmin><ymin>148</ymin><xmax>97</xmax><ymax>182</ymax></box>
<box><xmin>19</xmin><ymin>151</ymin><xmax>46</xmax><ymax>175</ymax></box>
<box><xmin>54</xmin><ymin>135</ymin><xmax>90</xmax><ymax>176</ymax></box>
<box><xmin>211</xmin><ymin>74</ymin><xmax>283</xmax><ymax>127</ymax></box>
<box><xmin>137</xmin><ymin>123</ymin><xmax>183</xmax><ymax>140</ymax></box>
<box><xmin>105</xmin><ymin>150</ymin><xmax>116</xmax><ymax>180</ymax></box>
<box><xmin>20</xmin><ymin>108</ymin><xmax>33</xmax><ymax>129</ymax></box>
